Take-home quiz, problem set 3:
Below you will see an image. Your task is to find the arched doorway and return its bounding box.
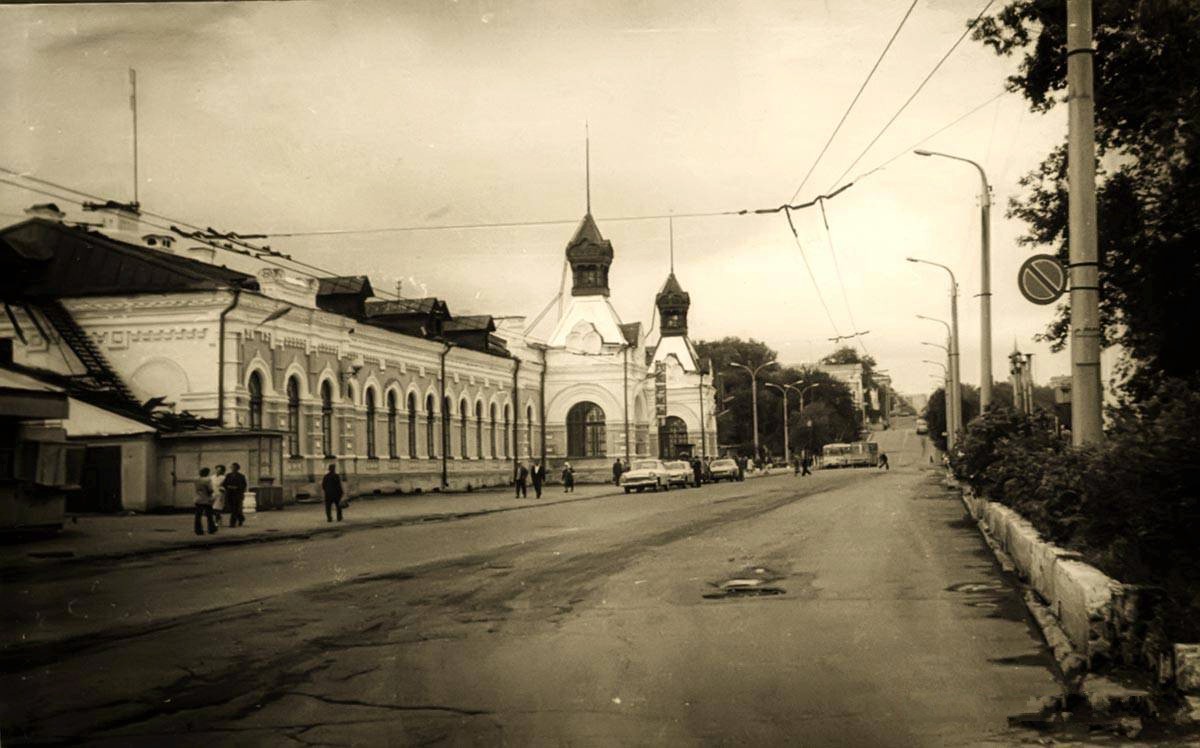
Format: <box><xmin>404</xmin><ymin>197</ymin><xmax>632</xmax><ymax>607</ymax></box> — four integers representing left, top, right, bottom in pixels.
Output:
<box><xmin>660</xmin><ymin>415</ymin><xmax>690</xmax><ymax>459</ymax></box>
<box><xmin>567</xmin><ymin>401</ymin><xmax>606</xmax><ymax>457</ymax></box>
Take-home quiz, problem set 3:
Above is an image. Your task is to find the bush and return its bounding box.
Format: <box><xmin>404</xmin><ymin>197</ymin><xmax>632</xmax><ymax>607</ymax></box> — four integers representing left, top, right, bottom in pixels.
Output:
<box><xmin>953</xmin><ymin>378</ymin><xmax>1200</xmax><ymax>643</ymax></box>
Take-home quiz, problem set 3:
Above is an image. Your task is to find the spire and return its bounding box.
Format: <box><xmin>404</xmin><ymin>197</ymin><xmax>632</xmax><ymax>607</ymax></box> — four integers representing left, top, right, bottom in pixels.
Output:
<box><xmin>585</xmin><ymin>121</ymin><xmax>591</xmax><ymax>215</ymax></box>
<box><xmin>656</xmin><ymin>270</ymin><xmax>690</xmax><ymax>337</ymax></box>
<box><xmin>669</xmin><ymin>215</ymin><xmax>674</xmax><ymax>273</ymax></box>
<box><xmin>565</xmin><ymin>213</ymin><xmax>613</xmax><ymax>297</ymax></box>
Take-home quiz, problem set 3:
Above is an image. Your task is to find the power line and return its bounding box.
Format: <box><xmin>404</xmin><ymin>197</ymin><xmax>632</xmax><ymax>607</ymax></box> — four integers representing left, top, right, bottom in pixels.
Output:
<box><xmin>825</xmin><ymin>0</ymin><xmax>997</xmax><ymax>192</ymax></box>
<box><xmin>782</xmin><ymin>206</ymin><xmax>843</xmax><ymax>341</ymax></box>
<box><xmin>849</xmin><ymin>90</ymin><xmax>1007</xmax><ymax>183</ymax></box>
<box><xmin>817</xmin><ymin>198</ymin><xmax>870</xmax><ymax>357</ymax></box>
<box><xmin>789</xmin><ymin>0</ymin><xmax>920</xmax><ymax>203</ymax></box>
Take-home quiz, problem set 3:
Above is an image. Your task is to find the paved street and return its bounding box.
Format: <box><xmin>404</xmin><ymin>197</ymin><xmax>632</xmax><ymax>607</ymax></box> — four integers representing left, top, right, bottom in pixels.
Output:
<box><xmin>1</xmin><ymin>427</ymin><xmax>1062</xmax><ymax>746</ymax></box>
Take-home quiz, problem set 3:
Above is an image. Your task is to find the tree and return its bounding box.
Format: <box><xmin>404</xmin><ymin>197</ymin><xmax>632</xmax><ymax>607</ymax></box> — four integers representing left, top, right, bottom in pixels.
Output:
<box><xmin>974</xmin><ymin>0</ymin><xmax>1200</xmax><ymax>398</ymax></box>
<box><xmin>923</xmin><ymin>384</ymin><xmax>982</xmax><ymax>453</ymax></box>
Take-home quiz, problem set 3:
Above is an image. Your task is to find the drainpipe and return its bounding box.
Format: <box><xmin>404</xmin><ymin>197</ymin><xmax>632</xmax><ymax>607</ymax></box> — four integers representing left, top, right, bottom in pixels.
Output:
<box><xmin>538</xmin><ymin>345</ymin><xmax>547</xmax><ymax>462</ymax></box>
<box><xmin>623</xmin><ymin>345</ymin><xmax>631</xmax><ymax>460</ymax></box>
<box><xmin>511</xmin><ymin>356</ymin><xmax>521</xmax><ymax>482</ymax></box>
<box><xmin>217</xmin><ymin>287</ymin><xmax>243</xmax><ymax>427</ymax></box>
<box><xmin>439</xmin><ymin>342</ymin><xmax>452</xmax><ymax>488</ymax></box>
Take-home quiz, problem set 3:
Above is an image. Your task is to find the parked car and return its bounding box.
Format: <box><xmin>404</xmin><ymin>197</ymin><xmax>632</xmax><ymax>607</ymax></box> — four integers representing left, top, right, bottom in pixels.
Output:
<box><xmin>663</xmin><ymin>460</ymin><xmax>692</xmax><ymax>488</ymax></box>
<box><xmin>620</xmin><ymin>459</ymin><xmax>672</xmax><ymax>493</ymax></box>
<box><xmin>915</xmin><ymin>418</ymin><xmax>929</xmax><ymax>435</ymax></box>
<box><xmin>707</xmin><ymin>458</ymin><xmax>739</xmax><ymax>482</ymax></box>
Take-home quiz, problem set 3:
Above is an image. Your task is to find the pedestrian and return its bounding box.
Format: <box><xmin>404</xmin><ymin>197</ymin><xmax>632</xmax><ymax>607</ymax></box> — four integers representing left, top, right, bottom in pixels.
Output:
<box><xmin>735</xmin><ymin>454</ymin><xmax>746</xmax><ymax>482</ymax></box>
<box><xmin>691</xmin><ymin>456</ymin><xmax>703</xmax><ymax>488</ymax></box>
<box><xmin>801</xmin><ymin>454</ymin><xmax>812</xmax><ymax>476</ymax></box>
<box><xmin>322</xmin><ymin>463</ymin><xmax>344</xmax><ymax>522</ymax></box>
<box><xmin>210</xmin><ymin>464</ymin><xmax>227</xmax><ymax>527</ymax></box>
<box><xmin>515</xmin><ymin>462</ymin><xmax>528</xmax><ymax>498</ymax></box>
<box><xmin>562</xmin><ymin>462</ymin><xmax>575</xmax><ymax>493</ymax></box>
<box><xmin>222</xmin><ymin>462</ymin><xmax>248</xmax><ymax>527</ymax></box>
<box><xmin>879</xmin><ymin>452</ymin><xmax>890</xmax><ymax>471</ymax></box>
<box><xmin>531</xmin><ymin>460</ymin><xmax>545</xmax><ymax>499</ymax></box>
<box><xmin>792</xmin><ymin>454</ymin><xmax>801</xmax><ymax>476</ymax></box>
<box><xmin>194</xmin><ymin>467</ymin><xmax>218</xmax><ymax>535</ymax></box>
<box><xmin>612</xmin><ymin>458</ymin><xmax>623</xmax><ymax>486</ymax></box>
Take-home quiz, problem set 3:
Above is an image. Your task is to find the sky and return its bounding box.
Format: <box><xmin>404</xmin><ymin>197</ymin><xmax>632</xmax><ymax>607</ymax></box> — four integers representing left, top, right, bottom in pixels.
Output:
<box><xmin>1</xmin><ymin>0</ymin><xmax>1090</xmax><ymax>397</ymax></box>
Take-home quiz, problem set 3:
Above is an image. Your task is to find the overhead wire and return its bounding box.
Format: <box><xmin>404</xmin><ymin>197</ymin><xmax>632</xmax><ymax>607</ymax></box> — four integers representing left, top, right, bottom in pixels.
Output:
<box><xmin>824</xmin><ymin>0</ymin><xmax>997</xmax><ymax>192</ymax></box>
<box><xmin>817</xmin><ymin>198</ymin><xmax>869</xmax><ymax>357</ymax></box>
<box><xmin>782</xmin><ymin>206</ymin><xmax>843</xmax><ymax>341</ymax></box>
<box><xmin>789</xmin><ymin>0</ymin><xmax>920</xmax><ymax>203</ymax></box>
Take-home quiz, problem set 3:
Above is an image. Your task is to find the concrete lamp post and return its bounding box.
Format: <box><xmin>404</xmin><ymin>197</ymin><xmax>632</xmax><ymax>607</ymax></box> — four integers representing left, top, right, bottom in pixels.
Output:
<box><xmin>915</xmin><ymin>312</ymin><xmax>960</xmax><ymax>452</ymax></box>
<box><xmin>764</xmin><ymin>382</ymin><xmax>790</xmax><ymax>461</ymax></box>
<box><xmin>913</xmin><ymin>149</ymin><xmax>993</xmax><ymax>411</ymax></box>
<box><xmin>729</xmin><ymin>359</ymin><xmax>778</xmax><ymax>461</ymax></box>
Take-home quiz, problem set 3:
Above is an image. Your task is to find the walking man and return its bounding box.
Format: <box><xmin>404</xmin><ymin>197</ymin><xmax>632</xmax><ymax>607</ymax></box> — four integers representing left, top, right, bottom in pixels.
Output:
<box><xmin>222</xmin><ymin>462</ymin><xmax>248</xmax><ymax>527</ymax></box>
<box><xmin>691</xmin><ymin>456</ymin><xmax>703</xmax><ymax>488</ymax></box>
<box><xmin>878</xmin><ymin>452</ymin><xmax>890</xmax><ymax>471</ymax></box>
<box><xmin>193</xmin><ymin>467</ymin><xmax>218</xmax><ymax>535</ymax></box>
<box><xmin>612</xmin><ymin>458</ymin><xmax>623</xmax><ymax>486</ymax></box>
<box><xmin>735</xmin><ymin>454</ymin><xmax>746</xmax><ymax>482</ymax></box>
<box><xmin>211</xmin><ymin>464</ymin><xmax>227</xmax><ymax>526</ymax></box>
<box><xmin>531</xmin><ymin>460</ymin><xmax>545</xmax><ymax>499</ymax></box>
<box><xmin>515</xmin><ymin>462</ymin><xmax>528</xmax><ymax>498</ymax></box>
<box><xmin>322</xmin><ymin>464</ymin><xmax>344</xmax><ymax>522</ymax></box>
<box><xmin>801</xmin><ymin>453</ymin><xmax>813</xmax><ymax>476</ymax></box>
<box><xmin>561</xmin><ymin>462</ymin><xmax>575</xmax><ymax>493</ymax></box>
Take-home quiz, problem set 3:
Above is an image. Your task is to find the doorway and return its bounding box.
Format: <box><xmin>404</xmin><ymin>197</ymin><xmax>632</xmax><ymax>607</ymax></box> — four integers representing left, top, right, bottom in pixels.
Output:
<box><xmin>67</xmin><ymin>446</ymin><xmax>122</xmax><ymax>513</ymax></box>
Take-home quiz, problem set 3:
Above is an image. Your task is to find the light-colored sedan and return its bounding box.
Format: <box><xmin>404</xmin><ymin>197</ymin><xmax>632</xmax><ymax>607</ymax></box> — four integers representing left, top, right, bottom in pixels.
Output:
<box><xmin>620</xmin><ymin>459</ymin><xmax>672</xmax><ymax>493</ymax></box>
<box><xmin>707</xmin><ymin>458</ymin><xmax>739</xmax><ymax>482</ymax></box>
<box><xmin>664</xmin><ymin>460</ymin><xmax>693</xmax><ymax>488</ymax></box>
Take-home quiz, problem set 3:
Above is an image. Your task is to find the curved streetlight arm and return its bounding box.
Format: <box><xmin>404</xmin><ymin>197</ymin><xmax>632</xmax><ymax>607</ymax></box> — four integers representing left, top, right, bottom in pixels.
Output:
<box><xmin>906</xmin><ymin>256</ymin><xmax>958</xmax><ymax>293</ymax></box>
<box><xmin>922</xmin><ymin>359</ymin><xmax>948</xmax><ymax>373</ymax></box>
<box><xmin>921</xmin><ymin>340</ymin><xmax>948</xmax><ymax>353</ymax></box>
<box><xmin>915</xmin><ymin>314</ymin><xmax>950</xmax><ymax>336</ymax></box>
<box><xmin>913</xmin><ymin>149</ymin><xmax>989</xmax><ymax>193</ymax></box>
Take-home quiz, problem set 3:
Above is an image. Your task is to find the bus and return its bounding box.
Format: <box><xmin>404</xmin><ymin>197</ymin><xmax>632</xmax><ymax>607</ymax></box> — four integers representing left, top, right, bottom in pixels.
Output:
<box><xmin>821</xmin><ymin>441</ymin><xmax>879</xmax><ymax>468</ymax></box>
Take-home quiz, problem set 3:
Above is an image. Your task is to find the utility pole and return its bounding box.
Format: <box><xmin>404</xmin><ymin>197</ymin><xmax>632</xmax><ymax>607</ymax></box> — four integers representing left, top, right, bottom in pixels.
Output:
<box><xmin>765</xmin><ymin>383</ymin><xmax>790</xmax><ymax>460</ymax></box>
<box><xmin>1067</xmin><ymin>0</ymin><xmax>1103</xmax><ymax>445</ymax></box>
<box><xmin>729</xmin><ymin>359</ymin><xmax>777</xmax><ymax>460</ymax></box>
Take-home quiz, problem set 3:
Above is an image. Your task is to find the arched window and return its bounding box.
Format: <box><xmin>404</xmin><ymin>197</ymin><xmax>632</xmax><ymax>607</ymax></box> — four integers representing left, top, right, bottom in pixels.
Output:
<box><xmin>475</xmin><ymin>401</ymin><xmax>483</xmax><ymax>459</ymax></box>
<box><xmin>386</xmin><ymin>390</ymin><xmax>398</xmax><ymax>458</ymax></box>
<box><xmin>286</xmin><ymin>376</ymin><xmax>301</xmax><ymax>457</ymax></box>
<box><xmin>460</xmin><ymin>398</ymin><xmax>469</xmax><ymax>458</ymax></box>
<box><xmin>425</xmin><ymin>394</ymin><xmax>436</xmax><ymax>457</ymax></box>
<box><xmin>489</xmin><ymin>404</ymin><xmax>497</xmax><ymax>458</ymax></box>
<box><xmin>567</xmin><ymin>401</ymin><xmax>606</xmax><ymax>457</ymax></box>
<box><xmin>503</xmin><ymin>405</ymin><xmax>511</xmax><ymax>457</ymax></box>
<box><xmin>365</xmin><ymin>388</ymin><xmax>377</xmax><ymax>458</ymax></box>
<box><xmin>526</xmin><ymin>405</ymin><xmax>534</xmax><ymax>457</ymax></box>
<box><xmin>407</xmin><ymin>392</ymin><xmax>418</xmax><ymax>458</ymax></box>
<box><xmin>442</xmin><ymin>396</ymin><xmax>452</xmax><ymax>458</ymax></box>
<box><xmin>248</xmin><ymin>372</ymin><xmax>264</xmax><ymax>430</ymax></box>
<box><xmin>661</xmin><ymin>415</ymin><xmax>689</xmax><ymax>459</ymax></box>
<box><xmin>321</xmin><ymin>380</ymin><xmax>334</xmax><ymax>457</ymax></box>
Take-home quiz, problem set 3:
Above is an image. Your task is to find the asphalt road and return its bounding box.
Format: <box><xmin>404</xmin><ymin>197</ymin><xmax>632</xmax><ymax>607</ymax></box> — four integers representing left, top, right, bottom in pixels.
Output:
<box><xmin>1</xmin><ymin>426</ymin><xmax>1063</xmax><ymax>746</ymax></box>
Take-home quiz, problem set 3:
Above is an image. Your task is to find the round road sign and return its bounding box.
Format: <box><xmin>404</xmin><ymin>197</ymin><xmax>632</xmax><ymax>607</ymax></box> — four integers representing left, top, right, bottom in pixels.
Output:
<box><xmin>1018</xmin><ymin>254</ymin><xmax>1067</xmax><ymax>305</ymax></box>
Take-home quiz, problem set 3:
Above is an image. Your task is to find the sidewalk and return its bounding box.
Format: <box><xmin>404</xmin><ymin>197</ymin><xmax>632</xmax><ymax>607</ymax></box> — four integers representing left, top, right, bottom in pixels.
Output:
<box><xmin>1</xmin><ymin>467</ymin><xmax>794</xmax><ymax>574</ymax></box>
<box><xmin>0</xmin><ymin>482</ymin><xmax>624</xmax><ymax>573</ymax></box>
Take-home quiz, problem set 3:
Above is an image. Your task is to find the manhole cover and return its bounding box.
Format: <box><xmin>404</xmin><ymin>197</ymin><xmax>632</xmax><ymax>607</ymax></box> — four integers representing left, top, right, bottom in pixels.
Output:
<box><xmin>705</xmin><ymin>566</ymin><xmax>788</xmax><ymax>599</ymax></box>
<box><xmin>703</xmin><ymin>586</ymin><xmax>786</xmax><ymax>600</ymax></box>
<box><xmin>946</xmin><ymin>581</ymin><xmax>1004</xmax><ymax>593</ymax></box>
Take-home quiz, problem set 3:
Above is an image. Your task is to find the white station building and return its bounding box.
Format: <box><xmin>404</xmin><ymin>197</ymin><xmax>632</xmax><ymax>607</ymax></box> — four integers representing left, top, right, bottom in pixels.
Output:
<box><xmin>0</xmin><ymin>205</ymin><xmax>718</xmax><ymax>512</ymax></box>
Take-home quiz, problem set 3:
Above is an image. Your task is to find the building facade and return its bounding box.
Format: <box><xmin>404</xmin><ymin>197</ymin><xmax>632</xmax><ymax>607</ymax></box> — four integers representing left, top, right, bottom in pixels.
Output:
<box><xmin>0</xmin><ymin>208</ymin><xmax>718</xmax><ymax>509</ymax></box>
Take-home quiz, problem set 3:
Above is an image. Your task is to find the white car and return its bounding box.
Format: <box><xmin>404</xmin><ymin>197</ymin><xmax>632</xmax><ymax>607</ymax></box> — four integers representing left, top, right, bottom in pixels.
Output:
<box><xmin>663</xmin><ymin>460</ymin><xmax>693</xmax><ymax>488</ymax></box>
<box><xmin>620</xmin><ymin>459</ymin><xmax>672</xmax><ymax>493</ymax></box>
<box><xmin>915</xmin><ymin>418</ymin><xmax>929</xmax><ymax>435</ymax></box>
<box><xmin>707</xmin><ymin>458</ymin><xmax>739</xmax><ymax>482</ymax></box>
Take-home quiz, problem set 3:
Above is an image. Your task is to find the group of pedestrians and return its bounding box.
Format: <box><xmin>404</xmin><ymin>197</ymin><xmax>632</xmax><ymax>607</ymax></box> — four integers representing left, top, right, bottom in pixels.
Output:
<box><xmin>192</xmin><ymin>463</ymin><xmax>248</xmax><ymax>535</ymax></box>
<box><xmin>514</xmin><ymin>460</ymin><xmax>575</xmax><ymax>499</ymax></box>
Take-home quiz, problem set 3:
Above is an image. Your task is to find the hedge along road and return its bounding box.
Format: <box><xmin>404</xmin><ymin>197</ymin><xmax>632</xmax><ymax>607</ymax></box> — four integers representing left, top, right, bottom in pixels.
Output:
<box><xmin>1</xmin><ymin>428</ymin><xmax>1059</xmax><ymax>746</ymax></box>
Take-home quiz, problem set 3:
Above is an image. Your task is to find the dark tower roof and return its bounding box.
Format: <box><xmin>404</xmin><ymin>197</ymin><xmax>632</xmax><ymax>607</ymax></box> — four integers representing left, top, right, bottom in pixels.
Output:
<box><xmin>566</xmin><ymin>213</ymin><xmax>613</xmax><ymax>297</ymax></box>
<box><xmin>656</xmin><ymin>272</ymin><xmax>690</xmax><ymax>337</ymax></box>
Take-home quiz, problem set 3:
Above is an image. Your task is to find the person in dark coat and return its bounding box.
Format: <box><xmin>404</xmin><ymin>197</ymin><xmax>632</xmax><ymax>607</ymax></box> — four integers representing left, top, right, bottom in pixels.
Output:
<box><xmin>222</xmin><ymin>462</ymin><xmax>249</xmax><ymax>527</ymax></box>
<box><xmin>878</xmin><ymin>452</ymin><xmax>890</xmax><ymax>471</ymax></box>
<box><xmin>735</xmin><ymin>454</ymin><xmax>746</xmax><ymax>482</ymax></box>
<box><xmin>691</xmin><ymin>457</ymin><xmax>703</xmax><ymax>488</ymax></box>
<box><xmin>801</xmin><ymin>453</ymin><xmax>813</xmax><ymax>476</ymax></box>
<box><xmin>612</xmin><ymin>458</ymin><xmax>623</xmax><ymax>486</ymax></box>
<box><xmin>194</xmin><ymin>467</ymin><xmax>217</xmax><ymax>535</ymax></box>
<box><xmin>515</xmin><ymin>463</ymin><xmax>528</xmax><ymax>498</ymax></box>
<box><xmin>322</xmin><ymin>464</ymin><xmax>344</xmax><ymax>522</ymax></box>
<box><xmin>530</xmin><ymin>461</ymin><xmax>545</xmax><ymax>499</ymax></box>
<box><xmin>561</xmin><ymin>462</ymin><xmax>575</xmax><ymax>492</ymax></box>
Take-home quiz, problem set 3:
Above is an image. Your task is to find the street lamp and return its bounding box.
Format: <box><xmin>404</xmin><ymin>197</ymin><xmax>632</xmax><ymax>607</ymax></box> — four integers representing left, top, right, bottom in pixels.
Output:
<box><xmin>916</xmin><ymin>313</ymin><xmax>961</xmax><ymax>452</ymax></box>
<box><xmin>729</xmin><ymin>359</ymin><xmax>778</xmax><ymax>460</ymax></box>
<box><xmin>764</xmin><ymin>383</ymin><xmax>790</xmax><ymax>460</ymax></box>
<box><xmin>914</xmin><ymin>148</ymin><xmax>993</xmax><ymax>410</ymax></box>
<box><xmin>911</xmin><ymin>256</ymin><xmax>962</xmax><ymax>433</ymax></box>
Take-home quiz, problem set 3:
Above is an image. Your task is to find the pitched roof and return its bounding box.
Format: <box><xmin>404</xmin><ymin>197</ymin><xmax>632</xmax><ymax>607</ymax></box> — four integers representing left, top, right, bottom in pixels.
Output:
<box><xmin>443</xmin><ymin>315</ymin><xmax>496</xmax><ymax>333</ymax></box>
<box><xmin>363</xmin><ymin>297</ymin><xmax>450</xmax><ymax>318</ymax></box>
<box><xmin>658</xmin><ymin>272</ymin><xmax>686</xmax><ymax>296</ymax></box>
<box><xmin>317</xmin><ymin>276</ymin><xmax>373</xmax><ymax>297</ymax></box>
<box><xmin>620</xmin><ymin>322</ymin><xmax>642</xmax><ymax>346</ymax></box>
<box><xmin>0</xmin><ymin>218</ymin><xmax>255</xmax><ymax>298</ymax></box>
<box><xmin>565</xmin><ymin>213</ymin><xmax>613</xmax><ymax>263</ymax></box>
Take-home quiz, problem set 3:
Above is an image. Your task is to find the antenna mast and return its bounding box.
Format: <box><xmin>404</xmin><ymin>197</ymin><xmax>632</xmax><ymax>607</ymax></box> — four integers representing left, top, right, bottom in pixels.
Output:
<box><xmin>129</xmin><ymin>68</ymin><xmax>139</xmax><ymax>206</ymax></box>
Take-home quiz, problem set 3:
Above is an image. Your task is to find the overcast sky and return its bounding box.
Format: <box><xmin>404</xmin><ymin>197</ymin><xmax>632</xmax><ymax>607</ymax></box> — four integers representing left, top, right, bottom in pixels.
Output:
<box><xmin>2</xmin><ymin>0</ymin><xmax>1087</xmax><ymax>396</ymax></box>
